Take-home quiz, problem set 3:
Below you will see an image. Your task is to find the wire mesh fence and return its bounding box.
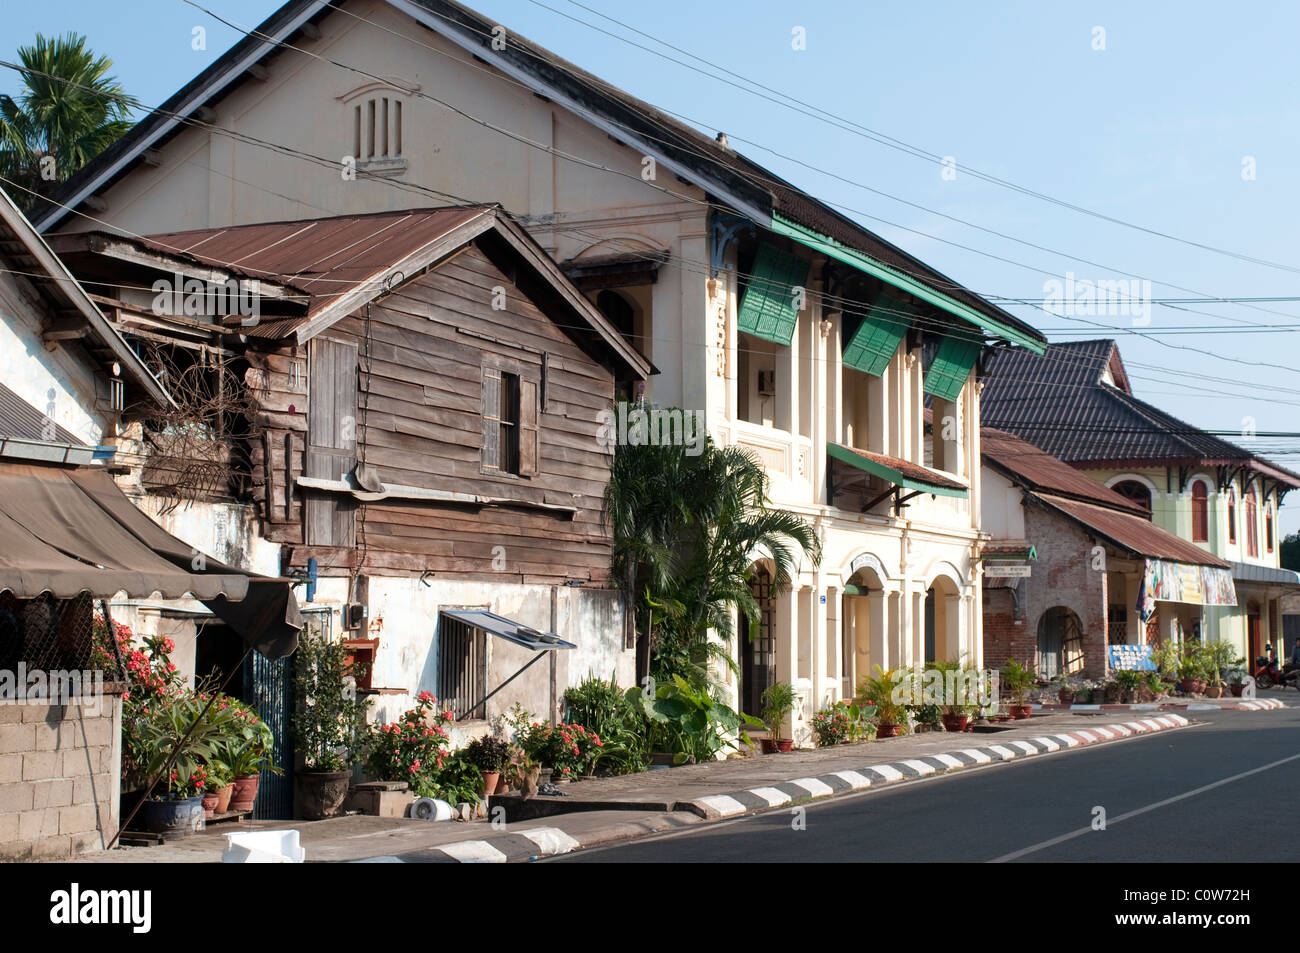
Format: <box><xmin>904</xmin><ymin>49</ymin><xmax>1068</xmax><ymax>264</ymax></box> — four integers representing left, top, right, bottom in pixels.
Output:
<box><xmin>0</xmin><ymin>592</ymin><xmax>126</xmax><ymax>697</ymax></box>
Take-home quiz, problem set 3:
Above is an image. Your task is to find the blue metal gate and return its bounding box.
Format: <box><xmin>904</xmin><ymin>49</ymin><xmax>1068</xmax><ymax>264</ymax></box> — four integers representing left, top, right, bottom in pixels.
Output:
<box><xmin>243</xmin><ymin>650</ymin><xmax>295</xmax><ymax>820</ymax></box>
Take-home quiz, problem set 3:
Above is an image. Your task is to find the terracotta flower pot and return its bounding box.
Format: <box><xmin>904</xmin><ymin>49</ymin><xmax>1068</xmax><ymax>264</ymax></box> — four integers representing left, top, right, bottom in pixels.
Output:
<box><xmin>1058</xmin><ymin>691</ymin><xmax>1076</xmax><ymax>706</ymax></box>
<box><xmin>215</xmin><ymin>783</ymin><xmax>235</xmax><ymax>814</ymax></box>
<box><xmin>940</xmin><ymin>713</ymin><xmax>968</xmax><ymax>732</ymax></box>
<box><xmin>482</xmin><ymin>771</ymin><xmax>500</xmax><ymax>797</ymax></box>
<box><xmin>876</xmin><ymin>724</ymin><xmax>900</xmax><ymax>737</ymax></box>
<box><xmin>1204</xmin><ymin>684</ymin><xmax>1223</xmax><ymax>699</ymax></box>
<box><xmin>201</xmin><ymin>791</ymin><xmax>219</xmax><ymax>819</ymax></box>
<box><xmin>760</xmin><ymin>738</ymin><xmax>778</xmax><ymax>754</ymax></box>
<box><xmin>1229</xmin><ymin>683</ymin><xmax>1245</xmax><ymax>697</ymax></box>
<box><xmin>1009</xmin><ymin>704</ymin><xmax>1032</xmax><ymax>720</ymax></box>
<box><xmin>229</xmin><ymin>774</ymin><xmax>260</xmax><ymax>813</ymax></box>
<box><xmin>776</xmin><ymin>739</ymin><xmax>794</xmax><ymax>752</ymax></box>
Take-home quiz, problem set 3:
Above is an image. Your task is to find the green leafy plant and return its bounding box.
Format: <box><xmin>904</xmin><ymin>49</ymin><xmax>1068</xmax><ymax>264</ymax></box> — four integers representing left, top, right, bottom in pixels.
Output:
<box><xmin>811</xmin><ymin>700</ymin><xmax>866</xmax><ymax>746</ymax></box>
<box><xmin>291</xmin><ymin>626</ymin><xmax>372</xmax><ymax>772</ymax></box>
<box><xmin>1111</xmin><ymin>667</ymin><xmax>1145</xmax><ymax>703</ymax></box>
<box><xmin>635</xmin><ymin>675</ymin><xmax>761</xmax><ymax>764</ymax></box>
<box><xmin>363</xmin><ymin>691</ymin><xmax>452</xmax><ymax>788</ymax></box>
<box><xmin>760</xmin><ymin>681</ymin><xmax>798</xmax><ymax>742</ymax></box>
<box><xmin>857</xmin><ymin>665</ymin><xmax>910</xmax><ymax>726</ymax></box>
<box><xmin>1000</xmin><ymin>659</ymin><xmax>1037</xmax><ymax>706</ymax></box>
<box><xmin>563</xmin><ymin>674</ymin><xmax>648</xmax><ymax>773</ymax></box>
<box><xmin>425</xmin><ymin>750</ymin><xmax>481</xmax><ymax>805</ymax></box>
<box><xmin>1201</xmin><ymin>640</ymin><xmax>1240</xmax><ymax>688</ymax></box>
<box><xmin>463</xmin><ymin>734</ymin><xmax>510</xmax><ymax>773</ymax></box>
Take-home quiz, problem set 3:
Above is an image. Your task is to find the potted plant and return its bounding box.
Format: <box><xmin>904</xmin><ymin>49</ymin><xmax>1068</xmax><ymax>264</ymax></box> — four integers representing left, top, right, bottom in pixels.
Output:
<box><xmin>464</xmin><ymin>734</ymin><xmax>510</xmax><ymax>795</ymax></box>
<box><xmin>1201</xmin><ymin>640</ymin><xmax>1238</xmax><ymax>699</ymax></box>
<box><xmin>1056</xmin><ymin>675</ymin><xmax>1077</xmax><ymax>706</ymax></box>
<box><xmin>760</xmin><ymin>681</ymin><xmax>798</xmax><ymax>752</ymax></box>
<box><xmin>858</xmin><ymin>666</ymin><xmax>909</xmax><ymax>736</ymax></box>
<box><xmin>910</xmin><ymin>702</ymin><xmax>942</xmax><ymax>732</ymax></box>
<box><xmin>1177</xmin><ymin>647</ymin><xmax>1208</xmax><ymax>695</ymax></box>
<box><xmin>217</xmin><ymin>698</ymin><xmax>282</xmax><ymax>813</ymax></box>
<box><xmin>1000</xmin><ymin>659</ymin><xmax>1037</xmax><ymax>719</ymax></box>
<box><xmin>812</xmin><ymin>700</ymin><xmax>861</xmax><ymax>747</ymax></box>
<box><xmin>292</xmin><ymin>627</ymin><xmax>372</xmax><ymax>820</ymax></box>
<box><xmin>1227</xmin><ymin>667</ymin><xmax>1246</xmax><ymax>697</ymax></box>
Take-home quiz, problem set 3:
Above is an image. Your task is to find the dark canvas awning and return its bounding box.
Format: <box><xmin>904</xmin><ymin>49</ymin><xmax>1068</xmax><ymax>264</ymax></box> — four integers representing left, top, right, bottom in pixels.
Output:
<box><xmin>440</xmin><ymin>609</ymin><xmax>575</xmax><ymax>651</ymax></box>
<box><xmin>0</xmin><ymin>462</ymin><xmax>300</xmax><ymax>657</ymax></box>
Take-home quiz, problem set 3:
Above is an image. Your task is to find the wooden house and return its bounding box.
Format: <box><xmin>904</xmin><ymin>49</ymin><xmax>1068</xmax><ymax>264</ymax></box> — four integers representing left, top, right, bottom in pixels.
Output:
<box><xmin>52</xmin><ymin>205</ymin><xmax>650</xmax><ymax>733</ymax></box>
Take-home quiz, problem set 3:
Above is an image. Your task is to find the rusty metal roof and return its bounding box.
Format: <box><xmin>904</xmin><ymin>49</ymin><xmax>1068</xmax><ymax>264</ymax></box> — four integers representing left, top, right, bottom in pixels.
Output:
<box><xmin>135</xmin><ymin>206</ymin><xmax>491</xmax><ymax>337</ymax></box>
<box><xmin>1033</xmin><ymin>493</ymin><xmax>1229</xmax><ymax>568</ymax></box>
<box><xmin>829</xmin><ymin>442</ymin><xmax>968</xmax><ymax>493</ymax></box>
<box><xmin>981</xmin><ymin>426</ymin><xmax>1148</xmax><ymax>515</ymax></box>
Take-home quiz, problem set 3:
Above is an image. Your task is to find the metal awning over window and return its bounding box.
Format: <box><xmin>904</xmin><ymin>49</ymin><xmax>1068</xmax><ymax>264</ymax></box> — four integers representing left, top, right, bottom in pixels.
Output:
<box><xmin>827</xmin><ymin>442</ymin><xmax>968</xmax><ymax>515</ymax></box>
<box><xmin>437</xmin><ymin>610</ymin><xmax>575</xmax><ymax>721</ymax></box>
<box><xmin>737</xmin><ymin>242</ymin><xmax>810</xmax><ymax>346</ymax></box>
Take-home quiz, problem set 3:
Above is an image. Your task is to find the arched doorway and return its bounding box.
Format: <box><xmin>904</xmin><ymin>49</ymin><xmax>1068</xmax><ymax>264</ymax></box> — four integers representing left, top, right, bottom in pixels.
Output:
<box><xmin>739</xmin><ymin>565</ymin><xmax>775</xmax><ymax>719</ymax></box>
<box><xmin>843</xmin><ymin>558</ymin><xmax>888</xmax><ymax>699</ymax></box>
<box><xmin>925</xmin><ymin>571</ymin><xmax>962</xmax><ymax>663</ymax></box>
<box><xmin>1038</xmin><ymin>606</ymin><xmax>1084</xmax><ymax>678</ymax></box>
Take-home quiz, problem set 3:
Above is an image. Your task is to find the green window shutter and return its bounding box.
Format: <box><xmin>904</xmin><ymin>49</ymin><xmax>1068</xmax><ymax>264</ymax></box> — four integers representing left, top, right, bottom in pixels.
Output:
<box><xmin>924</xmin><ymin>335</ymin><xmax>981</xmax><ymax>401</ymax></box>
<box><xmin>737</xmin><ymin>243</ymin><xmax>809</xmax><ymax>346</ymax></box>
<box><xmin>842</xmin><ymin>291</ymin><xmax>908</xmax><ymax>376</ymax></box>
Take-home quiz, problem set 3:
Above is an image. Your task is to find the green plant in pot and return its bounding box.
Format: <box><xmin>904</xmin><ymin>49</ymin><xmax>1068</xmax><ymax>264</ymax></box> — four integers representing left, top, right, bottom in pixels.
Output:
<box><xmin>1000</xmin><ymin>659</ymin><xmax>1037</xmax><ymax>718</ymax></box>
<box><xmin>759</xmin><ymin>681</ymin><xmax>798</xmax><ymax>752</ymax></box>
<box><xmin>858</xmin><ymin>666</ymin><xmax>909</xmax><ymax>736</ymax></box>
<box><xmin>464</xmin><ymin>735</ymin><xmax>510</xmax><ymax>795</ymax></box>
<box><xmin>1200</xmin><ymin>640</ymin><xmax>1238</xmax><ymax>698</ymax></box>
<box><xmin>291</xmin><ymin>626</ymin><xmax>372</xmax><ymax>820</ymax></box>
<box><xmin>1177</xmin><ymin>646</ymin><xmax>1209</xmax><ymax>695</ymax></box>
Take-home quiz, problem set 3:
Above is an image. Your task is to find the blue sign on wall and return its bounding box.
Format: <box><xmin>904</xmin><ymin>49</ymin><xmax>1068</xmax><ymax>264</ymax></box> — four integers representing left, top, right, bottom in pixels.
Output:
<box><xmin>1108</xmin><ymin>644</ymin><xmax>1156</xmax><ymax>671</ymax></box>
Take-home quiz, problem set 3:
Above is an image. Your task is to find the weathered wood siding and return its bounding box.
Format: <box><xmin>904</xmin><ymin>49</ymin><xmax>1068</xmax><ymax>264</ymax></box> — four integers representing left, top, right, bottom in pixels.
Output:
<box><xmin>250</xmin><ymin>244</ymin><xmax>616</xmax><ymax>585</ymax></box>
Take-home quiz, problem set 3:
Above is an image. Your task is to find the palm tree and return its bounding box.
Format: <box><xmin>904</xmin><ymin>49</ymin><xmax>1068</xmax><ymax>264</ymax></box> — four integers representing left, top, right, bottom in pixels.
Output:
<box><xmin>0</xmin><ymin>33</ymin><xmax>133</xmax><ymax>209</ymax></box>
<box><xmin>657</xmin><ymin>444</ymin><xmax>821</xmax><ymax>691</ymax></box>
<box><xmin>604</xmin><ymin>414</ymin><xmax>821</xmax><ymax>690</ymax></box>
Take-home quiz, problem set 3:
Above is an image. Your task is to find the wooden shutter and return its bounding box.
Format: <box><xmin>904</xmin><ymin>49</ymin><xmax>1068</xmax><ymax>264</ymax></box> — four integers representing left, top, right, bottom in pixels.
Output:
<box><xmin>305</xmin><ymin>339</ymin><xmax>358</xmax><ymax>546</ymax></box>
<box><xmin>519</xmin><ymin>377</ymin><xmax>539</xmax><ymax>477</ymax></box>
<box><xmin>924</xmin><ymin>334</ymin><xmax>981</xmax><ymax>401</ymax></box>
<box><xmin>481</xmin><ymin>365</ymin><xmax>501</xmax><ymax>471</ymax></box>
<box><xmin>1191</xmin><ymin>482</ymin><xmax>1208</xmax><ymax>542</ymax></box>
<box><xmin>737</xmin><ymin>243</ymin><xmax>809</xmax><ymax>346</ymax></box>
<box><xmin>842</xmin><ymin>290</ymin><xmax>908</xmax><ymax>376</ymax></box>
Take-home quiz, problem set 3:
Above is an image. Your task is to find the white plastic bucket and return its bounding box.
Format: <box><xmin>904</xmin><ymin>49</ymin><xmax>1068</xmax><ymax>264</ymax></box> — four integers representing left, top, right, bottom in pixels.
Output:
<box><xmin>222</xmin><ymin>829</ymin><xmax>306</xmax><ymax>863</ymax></box>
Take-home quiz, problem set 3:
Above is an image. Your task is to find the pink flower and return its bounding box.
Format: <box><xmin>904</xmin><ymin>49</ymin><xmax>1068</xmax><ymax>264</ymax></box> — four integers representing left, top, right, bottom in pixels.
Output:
<box><xmin>418</xmin><ymin>691</ymin><xmax>434</xmax><ymax>703</ymax></box>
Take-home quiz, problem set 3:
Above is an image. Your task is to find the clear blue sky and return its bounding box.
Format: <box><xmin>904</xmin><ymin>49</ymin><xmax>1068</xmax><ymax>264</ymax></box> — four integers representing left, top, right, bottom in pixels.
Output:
<box><xmin>6</xmin><ymin>1</ymin><xmax>1300</xmax><ymax>531</ymax></box>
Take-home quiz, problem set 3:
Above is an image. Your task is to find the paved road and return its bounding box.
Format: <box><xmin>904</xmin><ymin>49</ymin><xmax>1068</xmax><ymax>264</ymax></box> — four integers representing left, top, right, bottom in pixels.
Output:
<box><xmin>548</xmin><ymin>706</ymin><xmax>1300</xmax><ymax>862</ymax></box>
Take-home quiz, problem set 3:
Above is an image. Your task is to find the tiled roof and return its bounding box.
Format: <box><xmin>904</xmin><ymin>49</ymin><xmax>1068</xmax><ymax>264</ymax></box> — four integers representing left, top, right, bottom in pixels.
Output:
<box><xmin>981</xmin><ymin>340</ymin><xmax>1300</xmax><ymax>487</ymax></box>
<box><xmin>981</xmin><ymin>426</ymin><xmax>1147</xmax><ymax>515</ymax></box>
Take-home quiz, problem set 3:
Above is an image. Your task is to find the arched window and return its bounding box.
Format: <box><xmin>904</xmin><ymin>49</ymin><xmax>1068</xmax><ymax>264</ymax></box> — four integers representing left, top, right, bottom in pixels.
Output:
<box><xmin>1227</xmin><ymin>489</ymin><xmax>1237</xmax><ymax>544</ymax></box>
<box><xmin>1113</xmin><ymin>480</ymin><xmax>1152</xmax><ymax>518</ymax></box>
<box><xmin>1191</xmin><ymin>481</ymin><xmax>1208</xmax><ymax>542</ymax></box>
<box><xmin>1245</xmin><ymin>491</ymin><xmax>1258</xmax><ymax>557</ymax></box>
<box><xmin>1037</xmin><ymin>606</ymin><xmax>1084</xmax><ymax>679</ymax></box>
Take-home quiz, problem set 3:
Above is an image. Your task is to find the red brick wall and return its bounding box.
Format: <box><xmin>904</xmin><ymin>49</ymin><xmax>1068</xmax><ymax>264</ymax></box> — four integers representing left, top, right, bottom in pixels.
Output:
<box><xmin>982</xmin><ymin>500</ymin><xmax>1110</xmax><ymax>680</ymax></box>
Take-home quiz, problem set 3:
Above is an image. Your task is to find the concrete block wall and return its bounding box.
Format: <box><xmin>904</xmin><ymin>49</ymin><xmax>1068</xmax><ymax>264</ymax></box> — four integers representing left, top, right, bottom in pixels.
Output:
<box><xmin>0</xmin><ymin>696</ymin><xmax>121</xmax><ymax>860</ymax></box>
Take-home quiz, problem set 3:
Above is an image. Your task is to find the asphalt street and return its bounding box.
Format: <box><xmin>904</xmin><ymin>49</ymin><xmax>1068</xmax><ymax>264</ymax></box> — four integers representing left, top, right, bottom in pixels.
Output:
<box><xmin>548</xmin><ymin>706</ymin><xmax>1300</xmax><ymax>862</ymax></box>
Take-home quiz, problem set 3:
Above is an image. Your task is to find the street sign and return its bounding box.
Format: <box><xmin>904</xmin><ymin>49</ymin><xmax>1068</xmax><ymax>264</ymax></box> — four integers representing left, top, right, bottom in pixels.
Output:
<box><xmin>984</xmin><ymin>565</ymin><xmax>1031</xmax><ymax>578</ymax></box>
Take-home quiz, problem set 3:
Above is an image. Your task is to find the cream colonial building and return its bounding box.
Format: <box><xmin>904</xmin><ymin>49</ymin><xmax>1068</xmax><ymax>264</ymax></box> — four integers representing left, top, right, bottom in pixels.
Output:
<box><xmin>36</xmin><ymin>0</ymin><xmax>1046</xmax><ymax>741</ymax></box>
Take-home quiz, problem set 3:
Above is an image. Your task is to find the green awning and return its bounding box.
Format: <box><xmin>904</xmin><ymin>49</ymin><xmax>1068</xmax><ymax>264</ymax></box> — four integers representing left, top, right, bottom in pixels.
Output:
<box><xmin>770</xmin><ymin>213</ymin><xmax>1046</xmax><ymax>355</ymax></box>
<box><xmin>737</xmin><ymin>242</ymin><xmax>810</xmax><ymax>346</ymax></box>
<box><xmin>827</xmin><ymin>442</ymin><xmax>968</xmax><ymax>498</ymax></box>
<box><xmin>842</xmin><ymin>289</ymin><xmax>908</xmax><ymax>376</ymax></box>
<box><xmin>924</xmin><ymin>334</ymin><xmax>982</xmax><ymax>401</ymax></box>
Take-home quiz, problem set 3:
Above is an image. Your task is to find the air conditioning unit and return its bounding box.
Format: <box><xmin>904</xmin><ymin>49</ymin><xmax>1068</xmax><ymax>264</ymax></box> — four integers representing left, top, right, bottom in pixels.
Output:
<box><xmin>757</xmin><ymin>368</ymin><xmax>776</xmax><ymax>397</ymax></box>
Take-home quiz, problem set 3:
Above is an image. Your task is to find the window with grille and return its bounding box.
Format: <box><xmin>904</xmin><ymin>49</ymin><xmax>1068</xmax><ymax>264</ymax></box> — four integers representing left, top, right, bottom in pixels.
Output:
<box><xmin>436</xmin><ymin>614</ymin><xmax>486</xmax><ymax>721</ymax></box>
<box><xmin>1191</xmin><ymin>481</ymin><xmax>1208</xmax><ymax>542</ymax></box>
<box><xmin>1113</xmin><ymin>480</ymin><xmax>1152</xmax><ymax>518</ymax></box>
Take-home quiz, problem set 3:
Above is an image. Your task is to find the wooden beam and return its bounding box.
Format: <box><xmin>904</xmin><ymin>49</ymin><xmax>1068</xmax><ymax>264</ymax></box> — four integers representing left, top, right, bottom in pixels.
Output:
<box><xmin>194</xmin><ymin>106</ymin><xmax>217</xmax><ymax>124</ymax></box>
<box><xmin>80</xmin><ymin>195</ymin><xmax>107</xmax><ymax>213</ymax></box>
<box><xmin>141</xmin><ymin>149</ymin><xmax>163</xmax><ymax>167</ymax></box>
<box><xmin>41</xmin><ymin>315</ymin><xmax>87</xmax><ymax>342</ymax></box>
<box><xmin>247</xmin><ymin>63</ymin><xmax>270</xmax><ymax>81</ymax></box>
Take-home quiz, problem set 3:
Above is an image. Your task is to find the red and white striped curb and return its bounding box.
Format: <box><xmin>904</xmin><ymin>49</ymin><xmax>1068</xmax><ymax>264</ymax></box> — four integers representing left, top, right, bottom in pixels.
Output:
<box><xmin>1033</xmin><ymin>697</ymin><xmax>1287</xmax><ymax>712</ymax></box>
<box><xmin>685</xmin><ymin>714</ymin><xmax>1192</xmax><ymax>820</ymax></box>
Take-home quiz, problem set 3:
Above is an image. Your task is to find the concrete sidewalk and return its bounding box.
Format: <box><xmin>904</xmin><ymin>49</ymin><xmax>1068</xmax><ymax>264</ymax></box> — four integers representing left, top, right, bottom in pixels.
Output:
<box><xmin>70</xmin><ymin>708</ymin><xmax>1234</xmax><ymax>863</ymax></box>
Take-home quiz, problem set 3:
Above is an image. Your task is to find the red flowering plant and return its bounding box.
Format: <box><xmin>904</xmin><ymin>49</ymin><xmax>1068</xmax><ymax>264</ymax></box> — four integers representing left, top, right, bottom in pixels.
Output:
<box><xmin>362</xmin><ymin>691</ymin><xmax>453</xmax><ymax>797</ymax></box>
<box><xmin>517</xmin><ymin>721</ymin><xmax>604</xmax><ymax>779</ymax></box>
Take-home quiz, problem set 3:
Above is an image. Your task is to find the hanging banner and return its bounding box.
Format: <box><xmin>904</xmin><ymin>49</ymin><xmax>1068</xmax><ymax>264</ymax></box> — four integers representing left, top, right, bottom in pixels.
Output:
<box><xmin>1141</xmin><ymin>558</ymin><xmax>1236</xmax><ymax>609</ymax></box>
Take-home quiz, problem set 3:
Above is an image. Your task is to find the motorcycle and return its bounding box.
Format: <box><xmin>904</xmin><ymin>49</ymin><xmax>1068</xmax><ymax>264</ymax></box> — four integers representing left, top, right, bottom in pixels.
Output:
<box><xmin>1253</xmin><ymin>656</ymin><xmax>1300</xmax><ymax>691</ymax></box>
